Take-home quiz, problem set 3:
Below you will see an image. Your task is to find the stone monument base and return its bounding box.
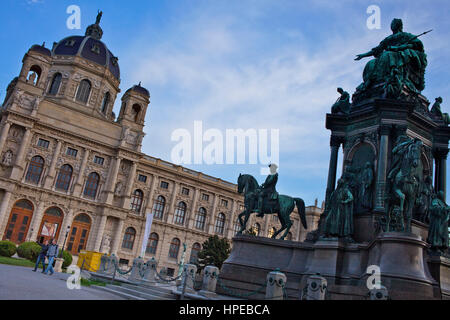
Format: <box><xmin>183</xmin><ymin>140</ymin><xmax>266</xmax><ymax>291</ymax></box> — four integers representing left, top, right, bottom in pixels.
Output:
<box><xmin>217</xmin><ymin>234</ymin><xmax>449</xmax><ymax>300</ymax></box>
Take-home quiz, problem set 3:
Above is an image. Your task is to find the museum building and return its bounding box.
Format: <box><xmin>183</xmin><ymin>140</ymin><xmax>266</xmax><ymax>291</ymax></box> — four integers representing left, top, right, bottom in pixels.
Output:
<box><xmin>0</xmin><ymin>16</ymin><xmax>322</xmax><ymax>274</ymax></box>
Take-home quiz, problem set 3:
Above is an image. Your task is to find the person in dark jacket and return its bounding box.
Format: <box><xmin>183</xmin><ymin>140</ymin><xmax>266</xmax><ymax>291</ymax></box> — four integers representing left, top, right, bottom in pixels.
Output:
<box><xmin>32</xmin><ymin>240</ymin><xmax>49</xmax><ymax>272</ymax></box>
<box><xmin>43</xmin><ymin>239</ymin><xmax>59</xmax><ymax>275</ymax></box>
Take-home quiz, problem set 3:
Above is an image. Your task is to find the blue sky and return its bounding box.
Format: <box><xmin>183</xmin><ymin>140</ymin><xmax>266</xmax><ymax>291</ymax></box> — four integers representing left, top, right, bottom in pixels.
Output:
<box><xmin>1</xmin><ymin>0</ymin><xmax>450</xmax><ymax>205</ymax></box>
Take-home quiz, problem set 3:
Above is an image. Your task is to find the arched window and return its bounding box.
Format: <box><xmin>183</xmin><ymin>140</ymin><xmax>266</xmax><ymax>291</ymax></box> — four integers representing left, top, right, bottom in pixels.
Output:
<box><xmin>122</xmin><ymin>227</ymin><xmax>136</xmax><ymax>250</ymax></box>
<box><xmin>169</xmin><ymin>238</ymin><xmax>180</xmax><ymax>259</ymax></box>
<box><xmin>189</xmin><ymin>243</ymin><xmax>201</xmax><ymax>264</ymax></box>
<box><xmin>152</xmin><ymin>196</ymin><xmax>165</xmax><ymax>219</ymax></box>
<box><xmin>25</xmin><ymin>156</ymin><xmax>44</xmax><ymax>184</ymax></box>
<box><xmin>268</xmin><ymin>227</ymin><xmax>276</xmax><ymax>238</ymax></box>
<box><xmin>130</xmin><ymin>189</ymin><xmax>143</xmax><ymax>213</ymax></box>
<box><xmin>215</xmin><ymin>213</ymin><xmax>226</xmax><ymax>234</ymax></box>
<box><xmin>76</xmin><ymin>79</ymin><xmax>91</xmax><ymax>104</ymax></box>
<box><xmin>174</xmin><ymin>201</ymin><xmax>186</xmax><ymax>225</ymax></box>
<box><xmin>55</xmin><ymin>164</ymin><xmax>73</xmax><ymax>191</ymax></box>
<box><xmin>252</xmin><ymin>223</ymin><xmax>261</xmax><ymax>236</ymax></box>
<box><xmin>48</xmin><ymin>73</ymin><xmax>62</xmax><ymax>95</ymax></box>
<box><xmin>146</xmin><ymin>232</ymin><xmax>159</xmax><ymax>255</ymax></box>
<box><xmin>27</xmin><ymin>65</ymin><xmax>42</xmax><ymax>86</ymax></box>
<box><xmin>195</xmin><ymin>207</ymin><xmax>207</xmax><ymax>230</ymax></box>
<box><xmin>83</xmin><ymin>172</ymin><xmax>100</xmax><ymax>199</ymax></box>
<box><xmin>132</xmin><ymin>104</ymin><xmax>141</xmax><ymax>122</ymax></box>
<box><xmin>101</xmin><ymin>92</ymin><xmax>110</xmax><ymax>114</ymax></box>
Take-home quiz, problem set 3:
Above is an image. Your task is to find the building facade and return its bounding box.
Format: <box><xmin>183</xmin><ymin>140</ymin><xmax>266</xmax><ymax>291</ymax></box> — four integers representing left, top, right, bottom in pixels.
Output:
<box><xmin>0</xmin><ymin>16</ymin><xmax>322</xmax><ymax>275</ymax></box>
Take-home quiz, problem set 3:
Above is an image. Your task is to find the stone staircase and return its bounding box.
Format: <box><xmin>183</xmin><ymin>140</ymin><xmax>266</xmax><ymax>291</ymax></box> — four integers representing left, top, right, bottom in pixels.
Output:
<box><xmin>92</xmin><ymin>282</ymin><xmax>178</xmax><ymax>300</ymax></box>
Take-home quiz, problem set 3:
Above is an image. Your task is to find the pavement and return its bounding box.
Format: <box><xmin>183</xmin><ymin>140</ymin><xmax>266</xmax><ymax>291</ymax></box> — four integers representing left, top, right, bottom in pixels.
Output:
<box><xmin>0</xmin><ymin>264</ymin><xmax>125</xmax><ymax>300</ymax></box>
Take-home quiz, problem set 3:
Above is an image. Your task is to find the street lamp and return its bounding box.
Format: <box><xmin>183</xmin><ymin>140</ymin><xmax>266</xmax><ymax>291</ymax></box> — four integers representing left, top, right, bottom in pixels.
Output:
<box><xmin>59</xmin><ymin>225</ymin><xmax>71</xmax><ymax>258</ymax></box>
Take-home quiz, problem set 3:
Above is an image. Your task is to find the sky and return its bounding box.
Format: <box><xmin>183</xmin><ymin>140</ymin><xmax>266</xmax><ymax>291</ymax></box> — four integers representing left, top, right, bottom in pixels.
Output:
<box><xmin>1</xmin><ymin>0</ymin><xmax>449</xmax><ymax>206</ymax></box>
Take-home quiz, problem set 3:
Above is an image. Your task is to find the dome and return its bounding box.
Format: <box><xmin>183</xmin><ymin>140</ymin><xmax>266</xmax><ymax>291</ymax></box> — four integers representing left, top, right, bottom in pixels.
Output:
<box><xmin>127</xmin><ymin>83</ymin><xmax>150</xmax><ymax>97</ymax></box>
<box><xmin>29</xmin><ymin>44</ymin><xmax>51</xmax><ymax>57</ymax></box>
<box><xmin>51</xmin><ymin>12</ymin><xmax>120</xmax><ymax>80</ymax></box>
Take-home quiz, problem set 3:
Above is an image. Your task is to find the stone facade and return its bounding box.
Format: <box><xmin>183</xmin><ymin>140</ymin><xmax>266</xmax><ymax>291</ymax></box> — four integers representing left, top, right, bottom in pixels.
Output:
<box><xmin>0</xmin><ymin>18</ymin><xmax>322</xmax><ymax>274</ymax></box>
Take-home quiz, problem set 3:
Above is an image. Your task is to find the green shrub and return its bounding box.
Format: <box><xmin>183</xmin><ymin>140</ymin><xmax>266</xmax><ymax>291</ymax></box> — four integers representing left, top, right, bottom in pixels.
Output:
<box><xmin>0</xmin><ymin>241</ymin><xmax>17</xmax><ymax>258</ymax></box>
<box><xmin>61</xmin><ymin>250</ymin><xmax>73</xmax><ymax>268</ymax></box>
<box><xmin>17</xmin><ymin>242</ymin><xmax>42</xmax><ymax>261</ymax></box>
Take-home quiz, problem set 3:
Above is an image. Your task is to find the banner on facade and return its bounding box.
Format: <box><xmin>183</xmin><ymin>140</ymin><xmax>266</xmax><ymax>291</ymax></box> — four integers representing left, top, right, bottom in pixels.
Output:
<box><xmin>140</xmin><ymin>212</ymin><xmax>154</xmax><ymax>257</ymax></box>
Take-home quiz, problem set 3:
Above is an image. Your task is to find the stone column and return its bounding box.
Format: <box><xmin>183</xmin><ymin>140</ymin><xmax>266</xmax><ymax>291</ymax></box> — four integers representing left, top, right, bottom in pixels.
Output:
<box><xmin>94</xmin><ymin>215</ymin><xmax>108</xmax><ymax>252</ymax></box>
<box><xmin>43</xmin><ymin>140</ymin><xmax>62</xmax><ymax>189</ymax></box>
<box><xmin>325</xmin><ymin>136</ymin><xmax>342</xmax><ymax>206</ymax></box>
<box><xmin>0</xmin><ymin>120</ymin><xmax>12</xmax><ymax>156</ymax></box>
<box><xmin>166</xmin><ymin>182</ymin><xmax>179</xmax><ymax>224</ymax></box>
<box><xmin>206</xmin><ymin>194</ymin><xmax>219</xmax><ymax>234</ymax></box>
<box><xmin>187</xmin><ymin>188</ymin><xmax>199</xmax><ymax>229</ymax></box>
<box><xmin>111</xmin><ymin>219</ymin><xmax>125</xmax><ymax>255</ymax></box>
<box><xmin>73</xmin><ymin>148</ymin><xmax>90</xmax><ymax>197</ymax></box>
<box><xmin>145</xmin><ymin>174</ymin><xmax>158</xmax><ymax>213</ymax></box>
<box><xmin>226</xmin><ymin>200</ymin><xmax>237</xmax><ymax>239</ymax></box>
<box><xmin>374</xmin><ymin>125</ymin><xmax>391</xmax><ymax>212</ymax></box>
<box><xmin>29</xmin><ymin>201</ymin><xmax>46</xmax><ymax>241</ymax></box>
<box><xmin>434</xmin><ymin>148</ymin><xmax>448</xmax><ymax>201</ymax></box>
<box><xmin>104</xmin><ymin>156</ymin><xmax>121</xmax><ymax>204</ymax></box>
<box><xmin>122</xmin><ymin>162</ymin><xmax>137</xmax><ymax>209</ymax></box>
<box><xmin>265</xmin><ymin>270</ymin><xmax>287</xmax><ymax>300</ymax></box>
<box><xmin>57</xmin><ymin>209</ymin><xmax>74</xmax><ymax>247</ymax></box>
<box><xmin>0</xmin><ymin>191</ymin><xmax>12</xmax><ymax>239</ymax></box>
<box><xmin>11</xmin><ymin>127</ymin><xmax>32</xmax><ymax>180</ymax></box>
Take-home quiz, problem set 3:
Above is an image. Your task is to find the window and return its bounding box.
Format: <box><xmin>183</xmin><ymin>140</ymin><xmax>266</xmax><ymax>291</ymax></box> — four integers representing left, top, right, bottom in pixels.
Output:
<box><xmin>169</xmin><ymin>238</ymin><xmax>180</xmax><ymax>259</ymax></box>
<box><xmin>160</xmin><ymin>181</ymin><xmax>169</xmax><ymax>189</ymax></box>
<box><xmin>101</xmin><ymin>92</ymin><xmax>110</xmax><ymax>114</ymax></box>
<box><xmin>37</xmin><ymin>139</ymin><xmax>49</xmax><ymax>149</ymax></box>
<box><xmin>167</xmin><ymin>268</ymin><xmax>175</xmax><ymax>277</ymax></box>
<box><xmin>83</xmin><ymin>172</ymin><xmax>100</xmax><ymax>199</ymax></box>
<box><xmin>138</xmin><ymin>174</ymin><xmax>147</xmax><ymax>183</ymax></box>
<box><xmin>132</xmin><ymin>104</ymin><xmax>141</xmax><ymax>122</ymax></box>
<box><xmin>221</xmin><ymin>199</ymin><xmax>228</xmax><ymax>207</ymax></box>
<box><xmin>174</xmin><ymin>202</ymin><xmax>186</xmax><ymax>225</ymax></box>
<box><xmin>182</xmin><ymin>187</ymin><xmax>189</xmax><ymax>196</ymax></box>
<box><xmin>55</xmin><ymin>164</ymin><xmax>73</xmax><ymax>191</ymax></box>
<box><xmin>202</xmin><ymin>194</ymin><xmax>209</xmax><ymax>202</ymax></box>
<box><xmin>234</xmin><ymin>218</ymin><xmax>241</xmax><ymax>235</ymax></box>
<box><xmin>27</xmin><ymin>65</ymin><xmax>41</xmax><ymax>86</ymax></box>
<box><xmin>146</xmin><ymin>233</ymin><xmax>159</xmax><ymax>255</ymax></box>
<box><xmin>152</xmin><ymin>196</ymin><xmax>165</xmax><ymax>219</ymax></box>
<box><xmin>66</xmin><ymin>147</ymin><xmax>78</xmax><ymax>157</ymax></box>
<box><xmin>48</xmin><ymin>73</ymin><xmax>62</xmax><ymax>95</ymax></box>
<box><xmin>130</xmin><ymin>189</ymin><xmax>143</xmax><ymax>213</ymax></box>
<box><xmin>215</xmin><ymin>213</ymin><xmax>226</xmax><ymax>235</ymax></box>
<box><xmin>122</xmin><ymin>227</ymin><xmax>136</xmax><ymax>250</ymax></box>
<box><xmin>252</xmin><ymin>223</ymin><xmax>261</xmax><ymax>236</ymax></box>
<box><xmin>195</xmin><ymin>207</ymin><xmax>207</xmax><ymax>230</ymax></box>
<box><xmin>190</xmin><ymin>243</ymin><xmax>201</xmax><ymax>264</ymax></box>
<box><xmin>119</xmin><ymin>259</ymin><xmax>129</xmax><ymax>266</ymax></box>
<box><xmin>25</xmin><ymin>156</ymin><xmax>44</xmax><ymax>184</ymax></box>
<box><xmin>93</xmin><ymin>156</ymin><xmax>104</xmax><ymax>165</ymax></box>
<box><xmin>268</xmin><ymin>227</ymin><xmax>276</xmax><ymax>238</ymax></box>
<box><xmin>76</xmin><ymin>79</ymin><xmax>91</xmax><ymax>104</ymax></box>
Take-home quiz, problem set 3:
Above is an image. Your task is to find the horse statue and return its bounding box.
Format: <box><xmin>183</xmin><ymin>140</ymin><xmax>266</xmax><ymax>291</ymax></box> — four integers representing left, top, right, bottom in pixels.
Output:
<box><xmin>236</xmin><ymin>174</ymin><xmax>307</xmax><ymax>240</ymax></box>
<box><xmin>386</xmin><ymin>137</ymin><xmax>423</xmax><ymax>232</ymax></box>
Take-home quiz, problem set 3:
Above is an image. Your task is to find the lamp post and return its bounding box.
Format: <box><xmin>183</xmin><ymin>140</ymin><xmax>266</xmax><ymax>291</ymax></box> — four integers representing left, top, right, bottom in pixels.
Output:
<box><xmin>59</xmin><ymin>225</ymin><xmax>71</xmax><ymax>258</ymax></box>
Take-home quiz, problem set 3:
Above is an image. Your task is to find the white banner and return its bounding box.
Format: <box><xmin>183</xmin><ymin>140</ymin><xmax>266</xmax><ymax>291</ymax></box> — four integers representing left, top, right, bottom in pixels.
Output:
<box><xmin>140</xmin><ymin>212</ymin><xmax>154</xmax><ymax>257</ymax></box>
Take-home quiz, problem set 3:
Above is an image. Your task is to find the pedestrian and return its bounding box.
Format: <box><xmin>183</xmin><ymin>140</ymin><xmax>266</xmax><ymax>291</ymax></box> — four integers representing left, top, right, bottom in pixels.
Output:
<box><xmin>32</xmin><ymin>240</ymin><xmax>49</xmax><ymax>272</ymax></box>
<box><xmin>43</xmin><ymin>238</ymin><xmax>59</xmax><ymax>275</ymax></box>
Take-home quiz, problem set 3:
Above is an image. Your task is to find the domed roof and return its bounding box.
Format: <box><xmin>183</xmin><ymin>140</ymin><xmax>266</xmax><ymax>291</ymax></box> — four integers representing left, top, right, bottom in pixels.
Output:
<box><xmin>29</xmin><ymin>44</ymin><xmax>51</xmax><ymax>57</ymax></box>
<box><xmin>127</xmin><ymin>83</ymin><xmax>150</xmax><ymax>97</ymax></box>
<box><xmin>51</xmin><ymin>12</ymin><xmax>120</xmax><ymax>80</ymax></box>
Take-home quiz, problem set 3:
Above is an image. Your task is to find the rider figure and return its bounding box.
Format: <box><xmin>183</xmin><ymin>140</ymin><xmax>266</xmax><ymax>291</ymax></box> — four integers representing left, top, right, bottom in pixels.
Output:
<box><xmin>255</xmin><ymin>164</ymin><xmax>279</xmax><ymax>218</ymax></box>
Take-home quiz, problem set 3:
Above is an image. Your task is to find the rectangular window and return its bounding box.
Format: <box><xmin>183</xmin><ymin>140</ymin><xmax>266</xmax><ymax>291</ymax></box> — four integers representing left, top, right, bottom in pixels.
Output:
<box><xmin>160</xmin><ymin>181</ymin><xmax>169</xmax><ymax>189</ymax></box>
<box><xmin>167</xmin><ymin>268</ymin><xmax>175</xmax><ymax>277</ymax></box>
<box><xmin>202</xmin><ymin>194</ymin><xmax>209</xmax><ymax>201</ymax></box>
<box><xmin>221</xmin><ymin>199</ymin><xmax>228</xmax><ymax>207</ymax></box>
<box><xmin>138</xmin><ymin>174</ymin><xmax>147</xmax><ymax>183</ymax></box>
<box><xmin>93</xmin><ymin>156</ymin><xmax>104</xmax><ymax>165</ymax></box>
<box><xmin>119</xmin><ymin>259</ymin><xmax>129</xmax><ymax>266</ymax></box>
<box><xmin>182</xmin><ymin>187</ymin><xmax>189</xmax><ymax>196</ymax></box>
<box><xmin>66</xmin><ymin>147</ymin><xmax>78</xmax><ymax>157</ymax></box>
<box><xmin>37</xmin><ymin>139</ymin><xmax>49</xmax><ymax>149</ymax></box>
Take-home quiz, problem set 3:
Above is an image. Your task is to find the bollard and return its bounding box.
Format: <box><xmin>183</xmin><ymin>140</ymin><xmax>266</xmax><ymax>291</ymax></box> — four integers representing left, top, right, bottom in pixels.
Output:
<box><xmin>98</xmin><ymin>254</ymin><xmax>109</xmax><ymax>274</ymax></box>
<box><xmin>303</xmin><ymin>274</ymin><xmax>327</xmax><ymax>300</ymax></box>
<box><xmin>105</xmin><ymin>254</ymin><xmax>118</xmax><ymax>275</ymax></box>
<box><xmin>54</xmin><ymin>258</ymin><xmax>64</xmax><ymax>273</ymax></box>
<box><xmin>178</xmin><ymin>263</ymin><xmax>197</xmax><ymax>294</ymax></box>
<box><xmin>143</xmin><ymin>258</ymin><xmax>158</xmax><ymax>283</ymax></box>
<box><xmin>369</xmin><ymin>285</ymin><xmax>389</xmax><ymax>300</ymax></box>
<box><xmin>129</xmin><ymin>256</ymin><xmax>145</xmax><ymax>282</ymax></box>
<box><xmin>199</xmin><ymin>265</ymin><xmax>219</xmax><ymax>298</ymax></box>
<box><xmin>265</xmin><ymin>270</ymin><xmax>287</xmax><ymax>300</ymax></box>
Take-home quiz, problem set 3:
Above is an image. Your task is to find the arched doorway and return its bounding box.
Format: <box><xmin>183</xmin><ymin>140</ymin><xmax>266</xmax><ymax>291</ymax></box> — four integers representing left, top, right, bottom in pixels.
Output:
<box><xmin>67</xmin><ymin>213</ymin><xmax>91</xmax><ymax>255</ymax></box>
<box><xmin>37</xmin><ymin>207</ymin><xmax>64</xmax><ymax>244</ymax></box>
<box><xmin>3</xmin><ymin>199</ymin><xmax>34</xmax><ymax>243</ymax></box>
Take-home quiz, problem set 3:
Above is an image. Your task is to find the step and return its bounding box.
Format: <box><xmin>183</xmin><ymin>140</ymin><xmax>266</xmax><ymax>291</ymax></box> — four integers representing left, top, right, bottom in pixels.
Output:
<box><xmin>106</xmin><ymin>284</ymin><xmax>175</xmax><ymax>300</ymax></box>
<box><xmin>91</xmin><ymin>285</ymin><xmax>145</xmax><ymax>300</ymax></box>
<box><xmin>121</xmin><ymin>283</ymin><xmax>175</xmax><ymax>299</ymax></box>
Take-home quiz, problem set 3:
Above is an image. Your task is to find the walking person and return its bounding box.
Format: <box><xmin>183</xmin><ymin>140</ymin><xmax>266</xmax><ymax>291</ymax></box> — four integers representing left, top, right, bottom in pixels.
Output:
<box><xmin>43</xmin><ymin>239</ymin><xmax>59</xmax><ymax>275</ymax></box>
<box><xmin>32</xmin><ymin>240</ymin><xmax>49</xmax><ymax>272</ymax></box>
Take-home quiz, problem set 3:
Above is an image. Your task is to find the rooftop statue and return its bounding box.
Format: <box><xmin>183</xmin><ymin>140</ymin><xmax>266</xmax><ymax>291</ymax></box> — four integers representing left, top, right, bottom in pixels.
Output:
<box><xmin>354</xmin><ymin>19</ymin><xmax>430</xmax><ymax>101</ymax></box>
<box><xmin>430</xmin><ymin>97</ymin><xmax>450</xmax><ymax>125</ymax></box>
<box><xmin>96</xmin><ymin>10</ymin><xmax>103</xmax><ymax>25</ymax></box>
<box><xmin>331</xmin><ymin>87</ymin><xmax>351</xmax><ymax>115</ymax></box>
<box><xmin>237</xmin><ymin>165</ymin><xmax>307</xmax><ymax>240</ymax></box>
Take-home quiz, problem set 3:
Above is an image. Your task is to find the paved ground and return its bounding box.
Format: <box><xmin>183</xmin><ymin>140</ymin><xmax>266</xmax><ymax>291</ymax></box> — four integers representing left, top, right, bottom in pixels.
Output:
<box><xmin>0</xmin><ymin>264</ymin><xmax>124</xmax><ymax>300</ymax></box>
